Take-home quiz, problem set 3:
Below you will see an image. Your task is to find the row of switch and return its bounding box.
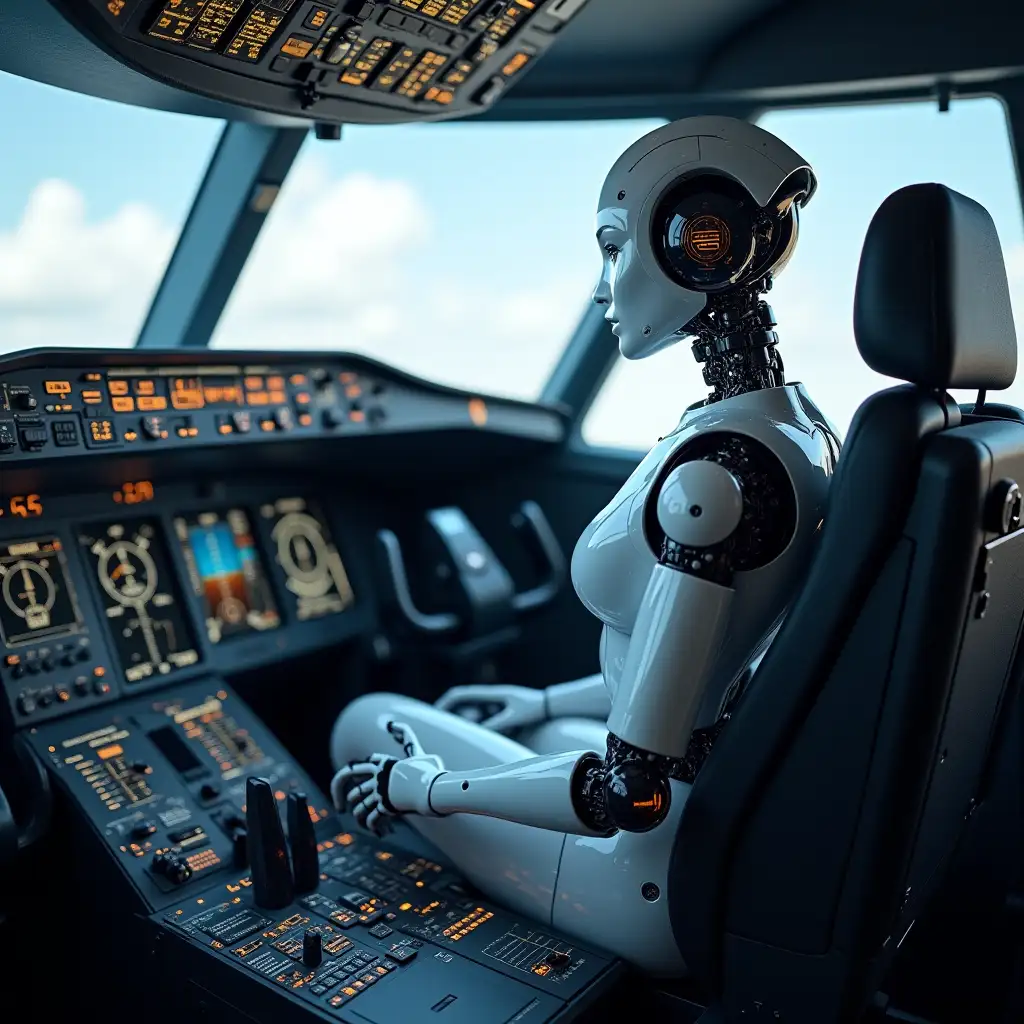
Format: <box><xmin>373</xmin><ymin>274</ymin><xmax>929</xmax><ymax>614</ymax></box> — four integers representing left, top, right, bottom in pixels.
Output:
<box><xmin>5</xmin><ymin>643</ymin><xmax>92</xmax><ymax>678</ymax></box>
<box><xmin>15</xmin><ymin>670</ymin><xmax>112</xmax><ymax>715</ymax></box>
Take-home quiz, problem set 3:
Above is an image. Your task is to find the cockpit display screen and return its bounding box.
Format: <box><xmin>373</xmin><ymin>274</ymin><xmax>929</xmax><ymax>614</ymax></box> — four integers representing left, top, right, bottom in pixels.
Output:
<box><xmin>79</xmin><ymin>520</ymin><xmax>200</xmax><ymax>684</ymax></box>
<box><xmin>0</xmin><ymin>537</ymin><xmax>83</xmax><ymax>647</ymax></box>
<box><xmin>259</xmin><ymin>498</ymin><xmax>354</xmax><ymax>621</ymax></box>
<box><xmin>173</xmin><ymin>509</ymin><xmax>280</xmax><ymax>643</ymax></box>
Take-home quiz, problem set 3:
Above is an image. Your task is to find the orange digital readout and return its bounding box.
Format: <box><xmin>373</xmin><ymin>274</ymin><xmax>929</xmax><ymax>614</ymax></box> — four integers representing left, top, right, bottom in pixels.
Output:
<box><xmin>171</xmin><ymin>378</ymin><xmax>205</xmax><ymax>410</ymax></box>
<box><xmin>8</xmin><ymin>494</ymin><xmax>43</xmax><ymax>518</ymax></box>
<box><xmin>96</xmin><ymin>744</ymin><xmax>123</xmax><ymax>760</ymax></box>
<box><xmin>113</xmin><ymin>481</ymin><xmax>155</xmax><ymax>506</ymax></box>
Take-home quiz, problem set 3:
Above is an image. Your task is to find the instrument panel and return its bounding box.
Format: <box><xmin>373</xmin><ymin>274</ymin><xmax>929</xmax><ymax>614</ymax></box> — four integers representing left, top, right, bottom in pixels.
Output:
<box><xmin>0</xmin><ymin>350</ymin><xmax>565</xmax><ymax>730</ymax></box>
<box><xmin>50</xmin><ymin>0</ymin><xmax>592</xmax><ymax>124</ymax></box>
<box><xmin>0</xmin><ymin>479</ymin><xmax>371</xmax><ymax>728</ymax></box>
<box><xmin>0</xmin><ymin>349</ymin><xmax>564</xmax><ymax>468</ymax></box>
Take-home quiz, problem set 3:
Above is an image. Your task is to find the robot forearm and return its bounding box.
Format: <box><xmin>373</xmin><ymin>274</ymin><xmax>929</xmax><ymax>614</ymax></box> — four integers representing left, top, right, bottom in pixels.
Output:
<box><xmin>387</xmin><ymin>751</ymin><xmax>614</xmax><ymax>837</ymax></box>
<box><xmin>544</xmin><ymin>674</ymin><xmax>612</xmax><ymax>720</ymax></box>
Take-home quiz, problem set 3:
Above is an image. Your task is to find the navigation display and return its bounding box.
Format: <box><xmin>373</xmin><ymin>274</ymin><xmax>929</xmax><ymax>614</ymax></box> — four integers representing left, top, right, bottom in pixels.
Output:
<box><xmin>0</xmin><ymin>537</ymin><xmax>83</xmax><ymax>646</ymax></box>
<box><xmin>173</xmin><ymin>509</ymin><xmax>280</xmax><ymax>644</ymax></box>
<box><xmin>259</xmin><ymin>498</ymin><xmax>354</xmax><ymax>621</ymax></box>
<box><xmin>79</xmin><ymin>520</ymin><xmax>200</xmax><ymax>684</ymax></box>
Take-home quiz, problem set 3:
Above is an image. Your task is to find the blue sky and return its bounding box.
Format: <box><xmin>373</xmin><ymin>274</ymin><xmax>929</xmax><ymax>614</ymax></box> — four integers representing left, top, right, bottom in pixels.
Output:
<box><xmin>1</xmin><ymin>68</ymin><xmax>1022</xmax><ymax>447</ymax></box>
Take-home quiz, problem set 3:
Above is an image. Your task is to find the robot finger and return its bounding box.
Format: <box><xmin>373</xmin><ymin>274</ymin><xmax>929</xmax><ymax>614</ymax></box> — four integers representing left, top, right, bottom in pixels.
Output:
<box><xmin>364</xmin><ymin>805</ymin><xmax>387</xmax><ymax>834</ymax></box>
<box><xmin>330</xmin><ymin>764</ymin><xmax>373</xmax><ymax>807</ymax></box>
<box><xmin>345</xmin><ymin>779</ymin><xmax>377</xmax><ymax>806</ymax></box>
<box><xmin>386</xmin><ymin>720</ymin><xmax>425</xmax><ymax>758</ymax></box>
<box><xmin>353</xmin><ymin>794</ymin><xmax>377</xmax><ymax>826</ymax></box>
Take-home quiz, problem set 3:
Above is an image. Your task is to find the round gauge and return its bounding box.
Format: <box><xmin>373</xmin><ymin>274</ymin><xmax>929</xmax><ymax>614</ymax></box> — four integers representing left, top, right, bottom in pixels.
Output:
<box><xmin>1</xmin><ymin>559</ymin><xmax>56</xmax><ymax>627</ymax></box>
<box><xmin>80</xmin><ymin>520</ymin><xmax>199</xmax><ymax>684</ymax></box>
<box><xmin>273</xmin><ymin>512</ymin><xmax>333</xmax><ymax>597</ymax></box>
<box><xmin>97</xmin><ymin>540</ymin><xmax>158</xmax><ymax>607</ymax></box>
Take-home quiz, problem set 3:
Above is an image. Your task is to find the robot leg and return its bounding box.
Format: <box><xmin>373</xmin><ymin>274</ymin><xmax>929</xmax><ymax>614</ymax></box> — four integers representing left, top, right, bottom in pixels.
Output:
<box><xmin>330</xmin><ymin>693</ymin><xmax>566</xmax><ymax>924</ymax></box>
<box><xmin>516</xmin><ymin>717</ymin><xmax>609</xmax><ymax>756</ymax></box>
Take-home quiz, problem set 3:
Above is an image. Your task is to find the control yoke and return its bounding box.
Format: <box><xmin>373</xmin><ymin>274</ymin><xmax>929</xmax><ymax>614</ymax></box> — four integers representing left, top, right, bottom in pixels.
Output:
<box><xmin>377</xmin><ymin>501</ymin><xmax>566</xmax><ymax>635</ymax></box>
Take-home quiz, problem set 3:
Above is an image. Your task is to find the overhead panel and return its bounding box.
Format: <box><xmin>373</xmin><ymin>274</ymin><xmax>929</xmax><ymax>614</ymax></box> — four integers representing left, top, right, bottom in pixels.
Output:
<box><xmin>47</xmin><ymin>0</ymin><xmax>590</xmax><ymax>123</ymax></box>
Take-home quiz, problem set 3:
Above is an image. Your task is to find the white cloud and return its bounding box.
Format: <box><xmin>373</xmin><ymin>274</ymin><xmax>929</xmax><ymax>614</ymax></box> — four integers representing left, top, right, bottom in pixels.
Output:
<box><xmin>0</xmin><ymin>179</ymin><xmax>176</xmax><ymax>349</ymax></box>
<box><xmin>0</xmin><ymin>165</ymin><xmax>591</xmax><ymax>398</ymax></box>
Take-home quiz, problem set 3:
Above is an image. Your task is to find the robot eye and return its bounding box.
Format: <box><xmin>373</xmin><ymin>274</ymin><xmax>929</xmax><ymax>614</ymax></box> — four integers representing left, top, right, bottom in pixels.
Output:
<box><xmin>651</xmin><ymin>176</ymin><xmax>759</xmax><ymax>292</ymax></box>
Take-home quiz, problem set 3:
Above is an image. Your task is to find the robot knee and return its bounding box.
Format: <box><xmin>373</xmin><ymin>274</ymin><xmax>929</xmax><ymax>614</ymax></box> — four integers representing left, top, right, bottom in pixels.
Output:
<box><xmin>329</xmin><ymin>691</ymin><xmax>404</xmax><ymax>769</ymax></box>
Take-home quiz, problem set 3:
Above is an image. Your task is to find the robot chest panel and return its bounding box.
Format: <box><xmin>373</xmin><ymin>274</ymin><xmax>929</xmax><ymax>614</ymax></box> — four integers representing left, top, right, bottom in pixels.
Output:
<box><xmin>570</xmin><ymin>434</ymin><xmax>681</xmax><ymax>634</ymax></box>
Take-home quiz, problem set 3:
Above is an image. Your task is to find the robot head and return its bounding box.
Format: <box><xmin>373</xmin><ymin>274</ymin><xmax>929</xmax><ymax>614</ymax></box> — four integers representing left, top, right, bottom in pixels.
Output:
<box><xmin>593</xmin><ymin>117</ymin><xmax>817</xmax><ymax>360</ymax></box>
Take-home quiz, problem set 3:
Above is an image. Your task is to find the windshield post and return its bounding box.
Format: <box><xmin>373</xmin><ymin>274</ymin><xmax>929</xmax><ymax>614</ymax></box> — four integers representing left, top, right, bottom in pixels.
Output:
<box><xmin>135</xmin><ymin>121</ymin><xmax>308</xmax><ymax>350</ymax></box>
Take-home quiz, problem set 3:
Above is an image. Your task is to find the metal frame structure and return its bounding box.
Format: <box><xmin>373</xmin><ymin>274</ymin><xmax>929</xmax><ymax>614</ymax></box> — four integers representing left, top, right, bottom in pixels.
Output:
<box><xmin>132</xmin><ymin>78</ymin><xmax>1024</xmax><ymax>432</ymax></box>
<box><xmin>135</xmin><ymin>122</ymin><xmax>308</xmax><ymax>350</ymax></box>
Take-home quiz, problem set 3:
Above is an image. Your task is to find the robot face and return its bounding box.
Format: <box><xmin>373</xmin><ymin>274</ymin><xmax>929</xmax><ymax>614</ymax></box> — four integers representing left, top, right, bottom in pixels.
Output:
<box><xmin>593</xmin><ymin>205</ymin><xmax>708</xmax><ymax>361</ymax></box>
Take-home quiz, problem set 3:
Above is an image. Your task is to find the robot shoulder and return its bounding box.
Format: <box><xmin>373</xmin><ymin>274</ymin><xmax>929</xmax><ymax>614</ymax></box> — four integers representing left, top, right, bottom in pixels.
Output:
<box><xmin>644</xmin><ymin>429</ymin><xmax>799</xmax><ymax>583</ymax></box>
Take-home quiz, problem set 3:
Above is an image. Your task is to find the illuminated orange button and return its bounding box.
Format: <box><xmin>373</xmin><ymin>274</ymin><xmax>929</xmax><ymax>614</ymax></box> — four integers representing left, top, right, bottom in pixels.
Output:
<box><xmin>350</xmin><ymin>410</ymin><xmax>365</xmax><ymax>422</ymax></box>
<box><xmin>268</xmin><ymin>391</ymin><xmax>286</xmax><ymax>404</ymax></box>
<box><xmin>298</xmin><ymin>413</ymin><xmax>312</xmax><ymax>427</ymax></box>
<box><xmin>134</xmin><ymin>380</ymin><xmax>156</xmax><ymax>396</ymax></box>
<box><xmin>108</xmin><ymin>380</ymin><xmax>129</xmax><ymax>396</ymax></box>
<box><xmin>124</xmin><ymin>431</ymin><xmax>138</xmax><ymax>441</ymax></box>
<box><xmin>45</xmin><ymin>380</ymin><xmax>72</xmax><ymax>395</ymax></box>
<box><xmin>267</xmin><ymin>376</ymin><xmax>285</xmax><ymax>390</ymax></box>
<box><xmin>112</xmin><ymin>396</ymin><xmax>134</xmax><ymax>412</ymax></box>
<box><xmin>345</xmin><ymin>384</ymin><xmax>361</xmax><ymax>398</ymax></box>
<box><xmin>137</xmin><ymin>396</ymin><xmax>167</xmax><ymax>411</ymax></box>
<box><xmin>93</xmin><ymin>666</ymin><xmax>106</xmax><ymax>678</ymax></box>
<box><xmin>289</xmin><ymin>374</ymin><xmax>307</xmax><ymax>386</ymax></box>
<box><xmin>244</xmin><ymin>376</ymin><xmax>264</xmax><ymax>390</ymax></box>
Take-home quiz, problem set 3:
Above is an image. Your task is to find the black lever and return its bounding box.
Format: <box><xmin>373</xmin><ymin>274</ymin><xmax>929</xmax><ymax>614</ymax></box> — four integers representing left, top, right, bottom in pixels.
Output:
<box><xmin>287</xmin><ymin>791</ymin><xmax>320</xmax><ymax>894</ymax></box>
<box><xmin>246</xmin><ymin>777</ymin><xmax>293</xmax><ymax>909</ymax></box>
<box><xmin>509</xmin><ymin>501</ymin><xmax>567</xmax><ymax>613</ymax></box>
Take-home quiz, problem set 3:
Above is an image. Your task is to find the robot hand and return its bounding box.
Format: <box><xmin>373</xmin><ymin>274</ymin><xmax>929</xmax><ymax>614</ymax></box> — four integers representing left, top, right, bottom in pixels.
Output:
<box><xmin>331</xmin><ymin>721</ymin><xmax>445</xmax><ymax>835</ymax></box>
<box><xmin>434</xmin><ymin>684</ymin><xmax>546</xmax><ymax>734</ymax></box>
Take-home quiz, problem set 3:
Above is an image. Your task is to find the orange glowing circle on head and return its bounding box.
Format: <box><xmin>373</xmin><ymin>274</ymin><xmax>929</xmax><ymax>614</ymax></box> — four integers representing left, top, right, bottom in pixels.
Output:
<box><xmin>682</xmin><ymin>214</ymin><xmax>731</xmax><ymax>264</ymax></box>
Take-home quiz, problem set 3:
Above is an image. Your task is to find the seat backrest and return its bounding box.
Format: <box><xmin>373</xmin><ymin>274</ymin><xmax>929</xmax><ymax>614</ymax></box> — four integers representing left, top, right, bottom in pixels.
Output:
<box><xmin>668</xmin><ymin>183</ymin><xmax>1023</xmax><ymax>1024</ymax></box>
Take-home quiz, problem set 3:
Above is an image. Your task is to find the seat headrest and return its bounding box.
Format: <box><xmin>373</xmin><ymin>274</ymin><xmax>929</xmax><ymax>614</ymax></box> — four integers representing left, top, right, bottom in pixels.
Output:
<box><xmin>853</xmin><ymin>183</ymin><xmax>1017</xmax><ymax>390</ymax></box>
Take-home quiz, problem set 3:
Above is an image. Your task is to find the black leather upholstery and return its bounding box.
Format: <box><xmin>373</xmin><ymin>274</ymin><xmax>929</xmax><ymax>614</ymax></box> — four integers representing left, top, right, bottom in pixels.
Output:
<box><xmin>668</xmin><ymin>185</ymin><xmax>1024</xmax><ymax>1023</ymax></box>
<box><xmin>854</xmin><ymin>183</ymin><xmax>1017</xmax><ymax>390</ymax></box>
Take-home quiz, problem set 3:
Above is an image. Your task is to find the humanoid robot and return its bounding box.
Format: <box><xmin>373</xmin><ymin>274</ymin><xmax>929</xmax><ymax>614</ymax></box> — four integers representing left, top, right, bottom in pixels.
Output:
<box><xmin>330</xmin><ymin>116</ymin><xmax>839</xmax><ymax>974</ymax></box>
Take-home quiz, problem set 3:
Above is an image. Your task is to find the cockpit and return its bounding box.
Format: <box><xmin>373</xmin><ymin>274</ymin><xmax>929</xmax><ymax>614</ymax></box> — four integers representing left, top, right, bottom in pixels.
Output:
<box><xmin>2</xmin><ymin>3</ymin><xmax>1024</xmax><ymax>1023</ymax></box>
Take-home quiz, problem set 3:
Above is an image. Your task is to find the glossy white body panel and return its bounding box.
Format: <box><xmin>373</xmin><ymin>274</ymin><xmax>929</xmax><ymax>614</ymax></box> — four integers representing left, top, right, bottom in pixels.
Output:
<box><xmin>572</xmin><ymin>382</ymin><xmax>834</xmax><ymax>732</ymax></box>
<box><xmin>607</xmin><ymin>566</ymin><xmax>734</xmax><ymax>756</ymax></box>
<box><xmin>543</xmin><ymin>674</ymin><xmax>611</xmax><ymax>720</ymax></box>
<box><xmin>429</xmin><ymin>752</ymin><xmax>607</xmax><ymax>836</ymax></box>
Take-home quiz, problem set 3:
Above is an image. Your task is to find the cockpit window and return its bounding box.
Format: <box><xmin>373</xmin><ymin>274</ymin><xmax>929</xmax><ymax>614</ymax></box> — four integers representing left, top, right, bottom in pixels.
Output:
<box><xmin>583</xmin><ymin>97</ymin><xmax>1024</xmax><ymax>449</ymax></box>
<box><xmin>208</xmin><ymin>119</ymin><xmax>663</xmax><ymax>400</ymax></box>
<box><xmin>0</xmin><ymin>71</ymin><xmax>222</xmax><ymax>357</ymax></box>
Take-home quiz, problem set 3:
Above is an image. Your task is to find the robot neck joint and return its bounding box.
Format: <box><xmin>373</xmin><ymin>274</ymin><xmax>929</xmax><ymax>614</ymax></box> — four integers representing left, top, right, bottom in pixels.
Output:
<box><xmin>691</xmin><ymin>292</ymin><xmax>785</xmax><ymax>404</ymax></box>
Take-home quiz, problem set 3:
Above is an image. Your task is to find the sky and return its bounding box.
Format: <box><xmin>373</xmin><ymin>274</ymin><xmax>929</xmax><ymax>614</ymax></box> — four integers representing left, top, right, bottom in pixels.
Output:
<box><xmin>1</xmin><ymin>68</ymin><xmax>1022</xmax><ymax>450</ymax></box>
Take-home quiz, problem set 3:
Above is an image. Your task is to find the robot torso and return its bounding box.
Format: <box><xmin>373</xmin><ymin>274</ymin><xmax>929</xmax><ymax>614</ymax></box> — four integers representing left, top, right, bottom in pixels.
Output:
<box><xmin>571</xmin><ymin>382</ymin><xmax>838</xmax><ymax>733</ymax></box>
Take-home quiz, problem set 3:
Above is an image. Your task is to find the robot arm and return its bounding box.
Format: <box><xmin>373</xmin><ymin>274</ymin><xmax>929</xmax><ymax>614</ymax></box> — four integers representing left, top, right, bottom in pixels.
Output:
<box><xmin>335</xmin><ymin>742</ymin><xmax>615</xmax><ymax>838</ymax></box>
<box><xmin>545</xmin><ymin>674</ymin><xmax>611</xmax><ymax>719</ymax></box>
